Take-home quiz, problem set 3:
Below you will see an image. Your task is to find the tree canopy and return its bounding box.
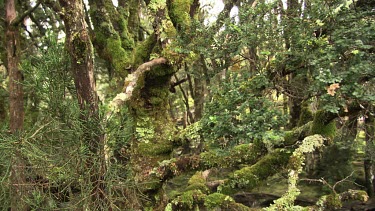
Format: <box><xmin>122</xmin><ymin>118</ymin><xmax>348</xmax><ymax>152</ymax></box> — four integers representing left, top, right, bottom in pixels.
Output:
<box><xmin>0</xmin><ymin>0</ymin><xmax>374</xmax><ymax>210</ymax></box>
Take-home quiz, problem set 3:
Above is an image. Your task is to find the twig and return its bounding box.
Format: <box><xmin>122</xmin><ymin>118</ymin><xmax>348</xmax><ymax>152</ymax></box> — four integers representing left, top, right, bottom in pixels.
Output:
<box><xmin>29</xmin><ymin>121</ymin><xmax>51</xmax><ymax>139</ymax></box>
<box><xmin>301</xmin><ymin>171</ymin><xmax>359</xmax><ymax>194</ymax></box>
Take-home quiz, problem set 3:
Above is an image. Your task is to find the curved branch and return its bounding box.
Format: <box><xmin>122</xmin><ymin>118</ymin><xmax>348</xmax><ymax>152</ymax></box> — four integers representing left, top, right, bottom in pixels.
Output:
<box><xmin>111</xmin><ymin>58</ymin><xmax>168</xmax><ymax>108</ymax></box>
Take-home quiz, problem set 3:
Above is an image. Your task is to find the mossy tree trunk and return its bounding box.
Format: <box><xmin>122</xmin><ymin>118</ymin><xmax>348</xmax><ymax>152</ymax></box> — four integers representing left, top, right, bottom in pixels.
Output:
<box><xmin>87</xmin><ymin>0</ymin><xmax>137</xmax><ymax>79</ymax></box>
<box><xmin>58</xmin><ymin>0</ymin><xmax>107</xmax><ymax>209</ymax></box>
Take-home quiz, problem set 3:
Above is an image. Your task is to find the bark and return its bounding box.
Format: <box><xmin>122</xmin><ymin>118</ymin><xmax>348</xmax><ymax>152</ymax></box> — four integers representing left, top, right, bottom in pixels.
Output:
<box><xmin>174</xmin><ymin>74</ymin><xmax>193</xmax><ymax>124</ymax></box>
<box><xmin>6</xmin><ymin>0</ymin><xmax>27</xmax><ymax>210</ymax></box>
<box><xmin>193</xmin><ymin>76</ymin><xmax>204</xmax><ymax>121</ymax></box>
<box><xmin>7</xmin><ymin>0</ymin><xmax>24</xmax><ymax>133</ymax></box>
<box><xmin>58</xmin><ymin>0</ymin><xmax>106</xmax><ymax>209</ymax></box>
<box><xmin>365</xmin><ymin>114</ymin><xmax>375</xmax><ymax>197</ymax></box>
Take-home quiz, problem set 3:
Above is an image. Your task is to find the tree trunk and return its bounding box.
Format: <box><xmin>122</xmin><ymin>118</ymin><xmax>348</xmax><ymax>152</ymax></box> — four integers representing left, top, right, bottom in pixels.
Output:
<box><xmin>193</xmin><ymin>76</ymin><xmax>204</xmax><ymax>121</ymax></box>
<box><xmin>365</xmin><ymin>114</ymin><xmax>375</xmax><ymax>197</ymax></box>
<box><xmin>6</xmin><ymin>0</ymin><xmax>27</xmax><ymax>210</ymax></box>
<box><xmin>58</xmin><ymin>0</ymin><xmax>107</xmax><ymax>209</ymax></box>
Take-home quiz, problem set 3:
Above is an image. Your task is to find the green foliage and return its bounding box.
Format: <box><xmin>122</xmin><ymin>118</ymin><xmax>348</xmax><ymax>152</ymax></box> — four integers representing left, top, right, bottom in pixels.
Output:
<box><xmin>21</xmin><ymin>34</ymin><xmax>76</xmax><ymax>124</ymax></box>
<box><xmin>309</xmin><ymin>4</ymin><xmax>375</xmax><ymax>111</ymax></box>
<box><xmin>201</xmin><ymin>71</ymin><xmax>288</xmax><ymax>148</ymax></box>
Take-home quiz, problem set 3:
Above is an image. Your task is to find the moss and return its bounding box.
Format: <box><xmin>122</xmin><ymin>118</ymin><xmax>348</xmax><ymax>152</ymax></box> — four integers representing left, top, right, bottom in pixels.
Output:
<box><xmin>140</xmin><ymin>176</ymin><xmax>163</xmax><ymax>191</ymax></box>
<box><xmin>297</xmin><ymin>101</ymin><xmax>313</xmax><ymax>127</ymax></box>
<box><xmin>133</xmin><ymin>34</ymin><xmax>156</xmax><ymax>67</ymax></box>
<box><xmin>341</xmin><ymin>189</ymin><xmax>369</xmax><ymax>202</ymax></box>
<box><xmin>205</xmin><ymin>193</ymin><xmax>251</xmax><ymax>210</ymax></box>
<box><xmin>200</xmin><ymin>143</ymin><xmax>266</xmax><ymax>168</ymax></box>
<box><xmin>105</xmin><ymin>38</ymin><xmax>130</xmax><ymax>76</ymax></box>
<box><xmin>172</xmin><ymin>190</ymin><xmax>205</xmax><ymax>210</ymax></box>
<box><xmin>167</xmin><ymin>0</ymin><xmax>192</xmax><ymax>30</ymax></box>
<box><xmin>205</xmin><ymin>193</ymin><xmax>232</xmax><ymax>209</ymax></box>
<box><xmin>324</xmin><ymin>193</ymin><xmax>342</xmax><ymax>210</ymax></box>
<box><xmin>283</xmin><ymin>122</ymin><xmax>312</xmax><ymax>146</ymax></box>
<box><xmin>137</xmin><ymin>141</ymin><xmax>173</xmax><ymax>156</ymax></box>
<box><xmin>71</xmin><ymin>32</ymin><xmax>88</xmax><ymax>63</ymax></box>
<box><xmin>165</xmin><ymin>172</ymin><xmax>195</xmax><ymax>199</ymax></box>
<box><xmin>185</xmin><ymin>171</ymin><xmax>209</xmax><ymax>193</ymax></box>
<box><xmin>310</xmin><ymin>110</ymin><xmax>336</xmax><ymax>140</ymax></box>
<box><xmin>226</xmin><ymin>150</ymin><xmax>291</xmax><ymax>191</ymax></box>
<box><xmin>188</xmin><ymin>171</ymin><xmax>206</xmax><ymax>185</ymax></box>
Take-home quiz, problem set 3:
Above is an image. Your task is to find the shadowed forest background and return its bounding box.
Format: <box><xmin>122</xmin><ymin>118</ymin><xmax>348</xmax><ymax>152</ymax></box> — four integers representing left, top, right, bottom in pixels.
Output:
<box><xmin>0</xmin><ymin>0</ymin><xmax>374</xmax><ymax>210</ymax></box>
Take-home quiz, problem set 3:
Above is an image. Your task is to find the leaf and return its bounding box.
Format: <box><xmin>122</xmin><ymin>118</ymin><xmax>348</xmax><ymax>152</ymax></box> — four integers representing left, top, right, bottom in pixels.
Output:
<box><xmin>351</xmin><ymin>49</ymin><xmax>359</xmax><ymax>55</ymax></box>
<box><xmin>326</xmin><ymin>83</ymin><xmax>340</xmax><ymax>96</ymax></box>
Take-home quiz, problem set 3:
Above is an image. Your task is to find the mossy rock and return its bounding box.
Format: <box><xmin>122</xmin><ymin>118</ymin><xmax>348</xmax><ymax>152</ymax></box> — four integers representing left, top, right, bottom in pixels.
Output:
<box><xmin>185</xmin><ymin>171</ymin><xmax>209</xmax><ymax>193</ymax></box>
<box><xmin>322</xmin><ymin>193</ymin><xmax>342</xmax><ymax>210</ymax></box>
<box><xmin>172</xmin><ymin>190</ymin><xmax>206</xmax><ymax>210</ymax></box>
<box><xmin>205</xmin><ymin>193</ymin><xmax>251</xmax><ymax>210</ymax></box>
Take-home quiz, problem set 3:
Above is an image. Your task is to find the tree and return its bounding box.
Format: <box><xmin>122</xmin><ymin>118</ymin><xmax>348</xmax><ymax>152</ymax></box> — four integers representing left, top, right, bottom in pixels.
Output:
<box><xmin>0</xmin><ymin>0</ymin><xmax>374</xmax><ymax>209</ymax></box>
<box><xmin>57</xmin><ymin>0</ymin><xmax>107</xmax><ymax>209</ymax></box>
<box><xmin>5</xmin><ymin>0</ymin><xmax>40</xmax><ymax>209</ymax></box>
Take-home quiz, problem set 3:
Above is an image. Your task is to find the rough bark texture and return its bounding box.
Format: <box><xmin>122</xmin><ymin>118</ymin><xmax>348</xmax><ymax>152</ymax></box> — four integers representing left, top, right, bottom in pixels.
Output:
<box><xmin>58</xmin><ymin>0</ymin><xmax>106</xmax><ymax>209</ymax></box>
<box><xmin>6</xmin><ymin>0</ymin><xmax>27</xmax><ymax>210</ymax></box>
<box><xmin>7</xmin><ymin>0</ymin><xmax>24</xmax><ymax>133</ymax></box>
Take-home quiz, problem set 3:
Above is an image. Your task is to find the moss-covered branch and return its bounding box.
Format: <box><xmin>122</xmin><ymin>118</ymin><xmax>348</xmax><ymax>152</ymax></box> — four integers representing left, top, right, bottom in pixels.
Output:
<box><xmin>111</xmin><ymin>57</ymin><xmax>168</xmax><ymax>109</ymax></box>
<box><xmin>88</xmin><ymin>0</ymin><xmax>134</xmax><ymax>77</ymax></box>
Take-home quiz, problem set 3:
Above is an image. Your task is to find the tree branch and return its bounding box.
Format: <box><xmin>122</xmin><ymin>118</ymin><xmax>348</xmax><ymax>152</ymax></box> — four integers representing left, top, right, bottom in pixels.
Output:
<box><xmin>11</xmin><ymin>1</ymin><xmax>42</xmax><ymax>26</ymax></box>
<box><xmin>110</xmin><ymin>58</ymin><xmax>168</xmax><ymax>108</ymax></box>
